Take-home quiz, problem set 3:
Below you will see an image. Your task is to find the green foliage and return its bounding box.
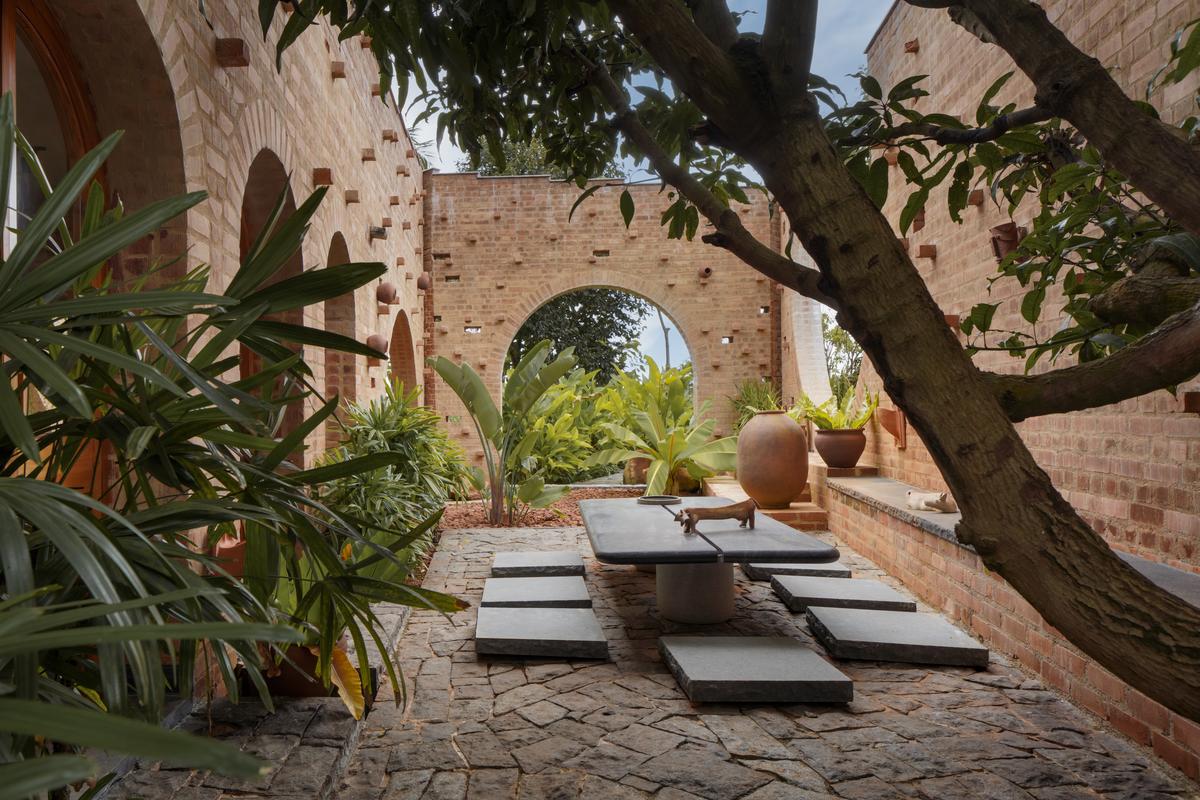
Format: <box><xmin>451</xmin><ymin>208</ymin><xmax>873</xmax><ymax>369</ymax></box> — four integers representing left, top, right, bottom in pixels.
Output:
<box><xmin>729</xmin><ymin>378</ymin><xmax>782</xmax><ymax>432</ymax></box>
<box><xmin>0</xmin><ymin>96</ymin><xmax>461</xmax><ymax>793</ymax></box>
<box><xmin>822</xmin><ymin>313</ymin><xmax>864</xmax><ymax>400</ymax></box>
<box><xmin>792</xmin><ymin>391</ymin><xmax>879</xmax><ymax>431</ymax></box>
<box><xmin>457</xmin><ymin>136</ymin><xmax>627</xmax><ymax>179</ymax></box>
<box><xmin>825</xmin><ymin>36</ymin><xmax>1200</xmax><ymax>368</ymax></box>
<box><xmin>588</xmin><ymin>357</ymin><xmax>731</xmax><ymax>495</ymax></box>
<box><xmin>510</xmin><ymin>368</ymin><xmax>618</xmax><ymax>485</ymax></box>
<box><xmin>429</xmin><ymin>340</ymin><xmax>575</xmax><ymax>524</ymax></box>
<box><xmin>318</xmin><ymin>380</ymin><xmax>471</xmax><ymax>567</ymax></box>
<box><xmin>508</xmin><ymin>289</ymin><xmax>650</xmax><ymax>383</ymax></box>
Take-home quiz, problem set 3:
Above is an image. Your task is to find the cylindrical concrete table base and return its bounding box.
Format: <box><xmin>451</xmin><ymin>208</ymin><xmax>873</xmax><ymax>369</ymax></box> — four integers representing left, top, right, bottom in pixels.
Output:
<box><xmin>656</xmin><ymin>562</ymin><xmax>736</xmax><ymax>624</ymax></box>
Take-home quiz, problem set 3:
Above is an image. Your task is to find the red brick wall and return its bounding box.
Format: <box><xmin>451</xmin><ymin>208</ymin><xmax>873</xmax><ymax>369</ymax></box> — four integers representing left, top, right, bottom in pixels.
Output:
<box><xmin>860</xmin><ymin>0</ymin><xmax>1200</xmax><ymax>572</ymax></box>
<box><xmin>425</xmin><ymin>174</ymin><xmax>783</xmax><ymax>463</ymax></box>
<box><xmin>822</xmin><ymin>482</ymin><xmax>1200</xmax><ymax>779</ymax></box>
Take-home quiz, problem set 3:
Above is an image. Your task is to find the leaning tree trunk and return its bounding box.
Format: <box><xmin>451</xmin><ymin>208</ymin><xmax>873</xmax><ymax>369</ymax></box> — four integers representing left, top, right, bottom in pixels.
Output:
<box><xmin>752</xmin><ymin>115</ymin><xmax>1200</xmax><ymax>720</ymax></box>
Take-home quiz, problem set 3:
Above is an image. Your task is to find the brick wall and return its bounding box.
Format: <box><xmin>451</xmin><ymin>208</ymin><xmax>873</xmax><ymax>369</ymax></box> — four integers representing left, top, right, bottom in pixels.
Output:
<box><xmin>821</xmin><ymin>481</ymin><xmax>1200</xmax><ymax>779</ymax></box>
<box><xmin>860</xmin><ymin>0</ymin><xmax>1200</xmax><ymax>572</ymax></box>
<box><xmin>53</xmin><ymin>0</ymin><xmax>428</xmax><ymax>466</ymax></box>
<box><xmin>424</xmin><ymin>174</ymin><xmax>786</xmax><ymax>463</ymax></box>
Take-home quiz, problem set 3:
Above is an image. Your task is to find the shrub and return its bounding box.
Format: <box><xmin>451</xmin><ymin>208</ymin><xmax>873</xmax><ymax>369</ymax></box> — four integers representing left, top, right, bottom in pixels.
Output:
<box><xmin>729</xmin><ymin>378</ymin><xmax>782</xmax><ymax>431</ymax></box>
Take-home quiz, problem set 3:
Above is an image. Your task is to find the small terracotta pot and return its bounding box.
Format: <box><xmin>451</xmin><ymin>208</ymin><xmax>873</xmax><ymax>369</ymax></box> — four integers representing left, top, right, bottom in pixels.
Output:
<box><xmin>263</xmin><ymin>645</ymin><xmax>329</xmax><ymax>697</ymax></box>
<box><xmin>815</xmin><ymin>429</ymin><xmax>867</xmax><ymax>469</ymax></box>
<box><xmin>736</xmin><ymin>411</ymin><xmax>809</xmax><ymax>509</ymax></box>
<box><xmin>990</xmin><ymin>221</ymin><xmax>1026</xmax><ymax>260</ymax></box>
<box><xmin>624</xmin><ymin>457</ymin><xmax>650</xmax><ymax>485</ymax></box>
<box><xmin>213</xmin><ymin>534</ymin><xmax>247</xmax><ymax>579</ymax></box>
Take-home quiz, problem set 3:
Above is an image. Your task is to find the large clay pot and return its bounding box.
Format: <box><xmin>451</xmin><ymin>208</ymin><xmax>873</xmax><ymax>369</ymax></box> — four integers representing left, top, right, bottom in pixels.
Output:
<box><xmin>736</xmin><ymin>411</ymin><xmax>809</xmax><ymax>509</ymax></box>
<box><xmin>815</xmin><ymin>429</ymin><xmax>867</xmax><ymax>469</ymax></box>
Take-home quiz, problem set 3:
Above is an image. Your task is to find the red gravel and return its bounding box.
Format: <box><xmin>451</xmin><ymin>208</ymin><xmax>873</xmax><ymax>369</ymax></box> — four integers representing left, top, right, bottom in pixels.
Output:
<box><xmin>439</xmin><ymin>487</ymin><xmax>644</xmax><ymax>528</ymax></box>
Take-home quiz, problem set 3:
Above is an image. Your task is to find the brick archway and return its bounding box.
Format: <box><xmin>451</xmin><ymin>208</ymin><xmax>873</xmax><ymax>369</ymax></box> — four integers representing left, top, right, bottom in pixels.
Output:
<box><xmin>323</xmin><ymin>232</ymin><xmax>355</xmax><ymax>446</ymax></box>
<box><xmin>389</xmin><ymin>310</ymin><xmax>418</xmax><ymax>393</ymax></box>
<box><xmin>238</xmin><ymin>148</ymin><xmax>305</xmax><ymax>452</ymax></box>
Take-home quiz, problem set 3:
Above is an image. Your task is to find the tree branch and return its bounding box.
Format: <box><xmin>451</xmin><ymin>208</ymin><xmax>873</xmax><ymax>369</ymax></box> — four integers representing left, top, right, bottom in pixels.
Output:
<box><xmin>684</xmin><ymin>0</ymin><xmax>740</xmax><ymax>50</ymax></box>
<box><xmin>925</xmin><ymin>0</ymin><xmax>1200</xmax><ymax>237</ymax></box>
<box><xmin>986</xmin><ymin>301</ymin><xmax>1200</xmax><ymax>421</ymax></box>
<box><xmin>585</xmin><ymin>60</ymin><xmax>835</xmax><ymax>309</ymax></box>
<box><xmin>840</xmin><ymin>105</ymin><xmax>1053</xmax><ymax>147</ymax></box>
<box><xmin>762</xmin><ymin>0</ymin><xmax>819</xmax><ymax>113</ymax></box>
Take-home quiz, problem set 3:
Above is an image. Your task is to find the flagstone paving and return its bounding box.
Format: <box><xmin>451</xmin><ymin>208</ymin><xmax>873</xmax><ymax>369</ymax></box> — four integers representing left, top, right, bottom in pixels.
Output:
<box><xmin>337</xmin><ymin>526</ymin><xmax>1200</xmax><ymax>800</ymax></box>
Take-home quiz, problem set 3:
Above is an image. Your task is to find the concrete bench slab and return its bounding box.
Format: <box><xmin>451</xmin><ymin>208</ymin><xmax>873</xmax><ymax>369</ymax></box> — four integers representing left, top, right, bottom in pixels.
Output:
<box><xmin>481</xmin><ymin>576</ymin><xmax>592</xmax><ymax>608</ymax></box>
<box><xmin>742</xmin><ymin>561</ymin><xmax>851</xmax><ymax>581</ymax></box>
<box><xmin>491</xmin><ymin>550</ymin><xmax>585</xmax><ymax>577</ymax></box>
<box><xmin>806</xmin><ymin>606</ymin><xmax>988</xmax><ymax>668</ymax></box>
<box><xmin>772</xmin><ymin>575</ymin><xmax>916</xmax><ymax>612</ymax></box>
<box><xmin>475</xmin><ymin>607</ymin><xmax>608</xmax><ymax>659</ymax></box>
<box><xmin>659</xmin><ymin>635</ymin><xmax>852</xmax><ymax>704</ymax></box>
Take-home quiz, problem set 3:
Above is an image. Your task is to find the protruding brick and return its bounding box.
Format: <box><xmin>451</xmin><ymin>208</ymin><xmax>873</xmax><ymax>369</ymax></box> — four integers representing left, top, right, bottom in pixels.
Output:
<box><xmin>312</xmin><ymin>167</ymin><xmax>333</xmax><ymax>186</ymax></box>
<box><xmin>917</xmin><ymin>244</ymin><xmax>937</xmax><ymax>259</ymax></box>
<box><xmin>362</xmin><ymin>148</ymin><xmax>376</xmax><ymax>162</ymax></box>
<box><xmin>331</xmin><ymin>60</ymin><xmax>346</xmax><ymax>79</ymax></box>
<box><xmin>344</xmin><ymin>189</ymin><xmax>360</xmax><ymax>204</ymax></box>
<box><xmin>215</xmin><ymin>38</ymin><xmax>250</xmax><ymax>68</ymax></box>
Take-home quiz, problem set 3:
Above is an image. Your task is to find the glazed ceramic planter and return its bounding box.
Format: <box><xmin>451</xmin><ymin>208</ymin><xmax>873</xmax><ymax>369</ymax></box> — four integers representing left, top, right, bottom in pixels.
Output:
<box><xmin>815</xmin><ymin>429</ymin><xmax>867</xmax><ymax>469</ymax></box>
<box><xmin>736</xmin><ymin>410</ymin><xmax>809</xmax><ymax>509</ymax></box>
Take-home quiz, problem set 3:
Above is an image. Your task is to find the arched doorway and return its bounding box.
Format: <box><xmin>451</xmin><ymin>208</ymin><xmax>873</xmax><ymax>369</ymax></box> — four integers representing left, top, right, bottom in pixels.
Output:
<box><xmin>238</xmin><ymin>149</ymin><xmax>305</xmax><ymax>451</ymax></box>
<box><xmin>389</xmin><ymin>311</ymin><xmax>418</xmax><ymax>393</ymax></box>
<box><xmin>507</xmin><ymin>286</ymin><xmax>692</xmax><ymax>383</ymax></box>
<box><xmin>323</xmin><ymin>233</ymin><xmax>356</xmax><ymax>447</ymax></box>
<box><xmin>2</xmin><ymin>0</ymin><xmax>189</xmax><ymax>282</ymax></box>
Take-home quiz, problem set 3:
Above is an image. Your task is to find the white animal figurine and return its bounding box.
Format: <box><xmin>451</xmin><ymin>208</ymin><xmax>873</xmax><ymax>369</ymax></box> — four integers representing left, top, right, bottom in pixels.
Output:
<box><xmin>906</xmin><ymin>490</ymin><xmax>959</xmax><ymax>513</ymax></box>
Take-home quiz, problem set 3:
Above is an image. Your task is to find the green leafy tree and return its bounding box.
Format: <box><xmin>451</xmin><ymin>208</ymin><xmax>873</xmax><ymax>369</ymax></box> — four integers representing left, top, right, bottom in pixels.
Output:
<box><xmin>268</xmin><ymin>0</ymin><xmax>1200</xmax><ymax>721</ymax></box>
<box><xmin>821</xmin><ymin>313</ymin><xmax>863</xmax><ymax>401</ymax></box>
<box><xmin>457</xmin><ymin>135</ymin><xmax>627</xmax><ymax>178</ymax></box>
<box><xmin>508</xmin><ymin>289</ymin><xmax>650</xmax><ymax>383</ymax></box>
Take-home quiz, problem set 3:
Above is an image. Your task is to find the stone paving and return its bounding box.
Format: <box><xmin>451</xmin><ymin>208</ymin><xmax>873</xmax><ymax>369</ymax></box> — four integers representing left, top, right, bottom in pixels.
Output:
<box><xmin>335</xmin><ymin>526</ymin><xmax>1200</xmax><ymax>800</ymax></box>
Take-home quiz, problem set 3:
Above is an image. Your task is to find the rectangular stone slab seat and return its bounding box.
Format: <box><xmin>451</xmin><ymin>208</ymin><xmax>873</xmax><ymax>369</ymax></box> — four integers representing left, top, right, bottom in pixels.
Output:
<box><xmin>491</xmin><ymin>550</ymin><xmax>586</xmax><ymax>577</ymax></box>
<box><xmin>771</xmin><ymin>575</ymin><xmax>917</xmax><ymax>613</ymax></box>
<box><xmin>742</xmin><ymin>561</ymin><xmax>851</xmax><ymax>581</ymax></box>
<box><xmin>481</xmin><ymin>576</ymin><xmax>592</xmax><ymax>608</ymax></box>
<box><xmin>806</xmin><ymin>606</ymin><xmax>989</xmax><ymax>668</ymax></box>
<box><xmin>659</xmin><ymin>635</ymin><xmax>852</xmax><ymax>703</ymax></box>
<box><xmin>475</xmin><ymin>606</ymin><xmax>608</xmax><ymax>659</ymax></box>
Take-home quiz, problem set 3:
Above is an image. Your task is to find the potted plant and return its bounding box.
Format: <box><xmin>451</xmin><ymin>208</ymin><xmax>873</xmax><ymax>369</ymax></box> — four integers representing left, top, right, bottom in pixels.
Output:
<box><xmin>793</xmin><ymin>391</ymin><xmax>879</xmax><ymax>469</ymax></box>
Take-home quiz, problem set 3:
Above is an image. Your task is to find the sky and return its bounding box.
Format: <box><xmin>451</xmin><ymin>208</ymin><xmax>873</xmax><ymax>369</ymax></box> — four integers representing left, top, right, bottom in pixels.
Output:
<box><xmin>403</xmin><ymin>0</ymin><xmax>895</xmax><ymax>367</ymax></box>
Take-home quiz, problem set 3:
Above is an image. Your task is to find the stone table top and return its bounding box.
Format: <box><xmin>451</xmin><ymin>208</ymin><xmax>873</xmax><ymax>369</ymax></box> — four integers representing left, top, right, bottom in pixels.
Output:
<box><xmin>579</xmin><ymin>497</ymin><xmax>838</xmax><ymax>565</ymax></box>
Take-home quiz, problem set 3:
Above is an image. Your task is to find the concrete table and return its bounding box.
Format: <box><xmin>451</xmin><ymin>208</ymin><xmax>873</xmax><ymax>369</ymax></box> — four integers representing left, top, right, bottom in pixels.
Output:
<box><xmin>579</xmin><ymin>497</ymin><xmax>838</xmax><ymax>624</ymax></box>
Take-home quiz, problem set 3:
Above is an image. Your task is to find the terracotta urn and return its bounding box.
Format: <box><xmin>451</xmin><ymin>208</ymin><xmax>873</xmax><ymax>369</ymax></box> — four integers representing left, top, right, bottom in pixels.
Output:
<box><xmin>375</xmin><ymin>281</ymin><xmax>399</xmax><ymax>304</ymax></box>
<box><xmin>263</xmin><ymin>645</ymin><xmax>329</xmax><ymax>697</ymax></box>
<box><xmin>815</xmin><ymin>429</ymin><xmax>867</xmax><ymax>469</ymax></box>
<box><xmin>736</xmin><ymin>410</ymin><xmax>809</xmax><ymax>509</ymax></box>
<box><xmin>213</xmin><ymin>533</ymin><xmax>247</xmax><ymax>579</ymax></box>
<box><xmin>416</xmin><ymin>271</ymin><xmax>433</xmax><ymax>290</ymax></box>
<box><xmin>624</xmin><ymin>457</ymin><xmax>650</xmax><ymax>485</ymax></box>
<box><xmin>366</xmin><ymin>333</ymin><xmax>388</xmax><ymax>354</ymax></box>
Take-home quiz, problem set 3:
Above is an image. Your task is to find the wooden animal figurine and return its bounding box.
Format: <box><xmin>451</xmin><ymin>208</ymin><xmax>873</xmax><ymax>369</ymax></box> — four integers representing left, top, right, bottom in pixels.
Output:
<box><xmin>674</xmin><ymin>498</ymin><xmax>757</xmax><ymax>534</ymax></box>
<box><xmin>905</xmin><ymin>490</ymin><xmax>959</xmax><ymax>513</ymax></box>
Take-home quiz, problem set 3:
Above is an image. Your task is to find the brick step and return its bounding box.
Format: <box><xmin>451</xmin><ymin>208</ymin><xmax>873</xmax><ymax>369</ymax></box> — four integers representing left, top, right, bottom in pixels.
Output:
<box><xmin>702</xmin><ymin>476</ymin><xmax>829</xmax><ymax>531</ymax></box>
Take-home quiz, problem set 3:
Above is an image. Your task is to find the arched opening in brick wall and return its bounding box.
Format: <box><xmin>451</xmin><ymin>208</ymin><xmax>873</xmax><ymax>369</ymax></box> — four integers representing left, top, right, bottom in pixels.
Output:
<box><xmin>34</xmin><ymin>0</ymin><xmax>189</xmax><ymax>284</ymax></box>
<box><xmin>238</xmin><ymin>148</ymin><xmax>305</xmax><ymax>454</ymax></box>
<box><xmin>389</xmin><ymin>311</ymin><xmax>418</xmax><ymax>393</ymax></box>
<box><xmin>506</xmin><ymin>286</ymin><xmax>693</xmax><ymax>383</ymax></box>
<box><xmin>322</xmin><ymin>233</ymin><xmax>356</xmax><ymax>447</ymax></box>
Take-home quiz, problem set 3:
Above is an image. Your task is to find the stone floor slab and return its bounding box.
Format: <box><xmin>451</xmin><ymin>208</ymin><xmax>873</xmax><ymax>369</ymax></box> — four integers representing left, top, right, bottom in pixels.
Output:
<box><xmin>807</xmin><ymin>606</ymin><xmax>989</xmax><ymax>668</ymax></box>
<box><xmin>659</xmin><ymin>635</ymin><xmax>852</xmax><ymax>703</ymax></box>
<box><xmin>743</xmin><ymin>561</ymin><xmax>852</xmax><ymax>581</ymax></box>
<box><xmin>481</xmin><ymin>576</ymin><xmax>592</xmax><ymax>608</ymax></box>
<box><xmin>772</xmin><ymin>575</ymin><xmax>916</xmax><ymax>612</ymax></box>
<box><xmin>475</xmin><ymin>606</ymin><xmax>608</xmax><ymax>659</ymax></box>
<box><xmin>492</xmin><ymin>550</ymin><xmax>586</xmax><ymax>577</ymax></box>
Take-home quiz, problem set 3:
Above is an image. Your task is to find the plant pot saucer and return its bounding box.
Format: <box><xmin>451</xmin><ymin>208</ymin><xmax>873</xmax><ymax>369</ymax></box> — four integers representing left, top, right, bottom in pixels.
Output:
<box><xmin>638</xmin><ymin>495</ymin><xmax>681</xmax><ymax>506</ymax></box>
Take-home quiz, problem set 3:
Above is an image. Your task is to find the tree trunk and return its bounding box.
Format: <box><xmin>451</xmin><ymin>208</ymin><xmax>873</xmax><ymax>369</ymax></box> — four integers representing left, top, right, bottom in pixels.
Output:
<box><xmin>751</xmin><ymin>116</ymin><xmax>1200</xmax><ymax>721</ymax></box>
